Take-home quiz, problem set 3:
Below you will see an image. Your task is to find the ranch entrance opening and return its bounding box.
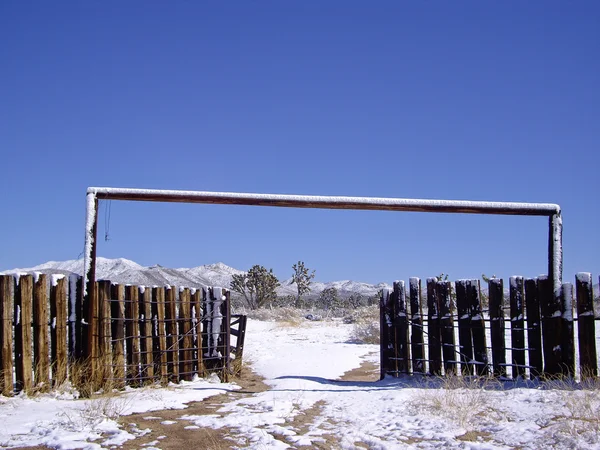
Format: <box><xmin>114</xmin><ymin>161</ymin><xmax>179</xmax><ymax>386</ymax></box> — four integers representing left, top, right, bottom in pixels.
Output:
<box><xmin>81</xmin><ymin>187</ymin><xmax>566</xmax><ymax>384</ymax></box>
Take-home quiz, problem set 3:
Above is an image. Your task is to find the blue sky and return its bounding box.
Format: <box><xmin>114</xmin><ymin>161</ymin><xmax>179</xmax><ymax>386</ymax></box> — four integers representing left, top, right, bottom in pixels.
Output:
<box><xmin>1</xmin><ymin>1</ymin><xmax>598</xmax><ymax>286</ymax></box>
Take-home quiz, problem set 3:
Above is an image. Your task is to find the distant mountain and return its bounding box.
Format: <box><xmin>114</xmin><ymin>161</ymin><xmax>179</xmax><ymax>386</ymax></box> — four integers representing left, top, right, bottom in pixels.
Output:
<box><xmin>1</xmin><ymin>258</ymin><xmax>389</xmax><ymax>299</ymax></box>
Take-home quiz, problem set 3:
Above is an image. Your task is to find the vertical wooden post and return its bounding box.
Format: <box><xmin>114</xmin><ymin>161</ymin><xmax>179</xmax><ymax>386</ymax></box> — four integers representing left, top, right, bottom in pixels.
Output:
<box><xmin>427</xmin><ymin>278</ymin><xmax>442</xmax><ymax>375</ymax></box>
<box><xmin>222</xmin><ymin>289</ymin><xmax>231</xmax><ymax>379</ymax></box>
<box><xmin>509</xmin><ymin>276</ymin><xmax>526</xmax><ymax>379</ymax></box>
<box><xmin>139</xmin><ymin>287</ymin><xmax>154</xmax><ymax>382</ymax></box>
<box><xmin>97</xmin><ymin>280</ymin><xmax>113</xmax><ymax>382</ymax></box>
<box><xmin>0</xmin><ymin>275</ymin><xmax>14</xmax><ymax>396</ymax></box>
<box><xmin>409</xmin><ymin>277</ymin><xmax>425</xmax><ymax>375</ymax></box>
<box><xmin>76</xmin><ymin>276</ymin><xmax>87</xmax><ymax>361</ymax></box>
<box><xmin>488</xmin><ymin>278</ymin><xmax>506</xmax><ymax>378</ymax></box>
<box><xmin>33</xmin><ymin>274</ymin><xmax>50</xmax><ymax>390</ymax></box>
<box><xmin>539</xmin><ymin>275</ymin><xmax>562</xmax><ymax>376</ymax></box>
<box><xmin>468</xmin><ymin>280</ymin><xmax>488</xmax><ymax>376</ymax></box>
<box><xmin>164</xmin><ymin>286</ymin><xmax>179</xmax><ymax>382</ymax></box>
<box><xmin>125</xmin><ymin>285</ymin><xmax>141</xmax><ymax>385</ymax></box>
<box><xmin>455</xmin><ymin>280</ymin><xmax>473</xmax><ymax>376</ymax></box>
<box><xmin>525</xmin><ymin>278</ymin><xmax>543</xmax><ymax>378</ymax></box>
<box><xmin>50</xmin><ymin>276</ymin><xmax>68</xmax><ymax>386</ymax></box>
<box><xmin>68</xmin><ymin>275</ymin><xmax>83</xmax><ymax>360</ymax></box>
<box><xmin>192</xmin><ymin>289</ymin><xmax>203</xmax><ymax>376</ymax></box>
<box><xmin>548</xmin><ymin>213</ymin><xmax>563</xmax><ymax>320</ymax></box>
<box><xmin>575</xmin><ymin>273</ymin><xmax>597</xmax><ymax>378</ymax></box>
<box><xmin>437</xmin><ymin>280</ymin><xmax>456</xmax><ymax>375</ymax></box>
<box><xmin>15</xmin><ymin>275</ymin><xmax>33</xmax><ymax>393</ymax></box>
<box><xmin>83</xmin><ymin>194</ymin><xmax>98</xmax><ymax>368</ymax></box>
<box><xmin>179</xmin><ymin>288</ymin><xmax>193</xmax><ymax>381</ymax></box>
<box><xmin>393</xmin><ymin>281</ymin><xmax>410</xmax><ymax>374</ymax></box>
<box><xmin>152</xmin><ymin>287</ymin><xmax>168</xmax><ymax>385</ymax></box>
<box><xmin>379</xmin><ymin>287</ymin><xmax>394</xmax><ymax>379</ymax></box>
<box><xmin>110</xmin><ymin>284</ymin><xmax>125</xmax><ymax>388</ymax></box>
<box><xmin>560</xmin><ymin>283</ymin><xmax>574</xmax><ymax>377</ymax></box>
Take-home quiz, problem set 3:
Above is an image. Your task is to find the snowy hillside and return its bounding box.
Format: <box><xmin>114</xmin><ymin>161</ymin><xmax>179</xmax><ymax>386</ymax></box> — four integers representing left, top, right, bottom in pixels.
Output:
<box><xmin>1</xmin><ymin>258</ymin><xmax>389</xmax><ymax>298</ymax></box>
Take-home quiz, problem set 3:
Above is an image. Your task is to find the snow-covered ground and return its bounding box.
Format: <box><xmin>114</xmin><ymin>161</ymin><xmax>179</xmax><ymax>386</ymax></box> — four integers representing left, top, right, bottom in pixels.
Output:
<box><xmin>1</xmin><ymin>319</ymin><xmax>600</xmax><ymax>449</ymax></box>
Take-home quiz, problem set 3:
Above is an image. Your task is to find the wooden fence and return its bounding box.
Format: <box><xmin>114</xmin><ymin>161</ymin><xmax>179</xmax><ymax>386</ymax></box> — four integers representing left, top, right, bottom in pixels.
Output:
<box><xmin>381</xmin><ymin>273</ymin><xmax>598</xmax><ymax>380</ymax></box>
<box><xmin>0</xmin><ymin>274</ymin><xmax>244</xmax><ymax>396</ymax></box>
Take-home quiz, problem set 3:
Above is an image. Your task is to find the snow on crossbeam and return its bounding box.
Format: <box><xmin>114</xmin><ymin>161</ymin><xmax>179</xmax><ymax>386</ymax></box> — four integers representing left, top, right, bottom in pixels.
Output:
<box><xmin>87</xmin><ymin>187</ymin><xmax>560</xmax><ymax>216</ymax></box>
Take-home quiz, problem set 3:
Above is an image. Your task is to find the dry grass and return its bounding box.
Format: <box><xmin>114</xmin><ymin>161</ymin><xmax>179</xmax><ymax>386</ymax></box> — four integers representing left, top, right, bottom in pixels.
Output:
<box><xmin>409</xmin><ymin>375</ymin><xmax>501</xmax><ymax>429</ymax></box>
<box><xmin>348</xmin><ymin>305</ymin><xmax>380</xmax><ymax>344</ymax></box>
<box><xmin>246</xmin><ymin>306</ymin><xmax>305</xmax><ymax>325</ymax></box>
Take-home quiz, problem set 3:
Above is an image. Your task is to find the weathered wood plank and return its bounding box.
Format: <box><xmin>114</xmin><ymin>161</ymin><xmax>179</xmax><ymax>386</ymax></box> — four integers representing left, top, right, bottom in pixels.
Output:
<box><xmin>164</xmin><ymin>286</ymin><xmax>179</xmax><ymax>382</ymax></box>
<box><xmin>409</xmin><ymin>277</ymin><xmax>425</xmax><ymax>375</ymax></box>
<box><xmin>509</xmin><ymin>276</ymin><xmax>525</xmax><ymax>379</ymax></box>
<box><xmin>124</xmin><ymin>285</ymin><xmax>141</xmax><ymax>384</ymax></box>
<box><xmin>427</xmin><ymin>278</ymin><xmax>442</xmax><ymax>375</ymax></box>
<box><xmin>525</xmin><ymin>278</ymin><xmax>542</xmax><ymax>378</ymax></box>
<box><xmin>97</xmin><ymin>280</ymin><xmax>113</xmax><ymax>381</ymax></box>
<box><xmin>33</xmin><ymin>274</ymin><xmax>50</xmax><ymax>390</ymax></box>
<box><xmin>110</xmin><ymin>284</ymin><xmax>125</xmax><ymax>388</ymax></box>
<box><xmin>68</xmin><ymin>275</ymin><xmax>84</xmax><ymax>360</ymax></box>
<box><xmin>488</xmin><ymin>278</ymin><xmax>506</xmax><ymax>378</ymax></box>
<box><xmin>139</xmin><ymin>287</ymin><xmax>154</xmax><ymax>382</ymax></box>
<box><xmin>0</xmin><ymin>275</ymin><xmax>14</xmax><ymax>396</ymax></box>
<box><xmin>179</xmin><ymin>288</ymin><xmax>193</xmax><ymax>381</ymax></box>
<box><xmin>437</xmin><ymin>280</ymin><xmax>456</xmax><ymax>375</ymax></box>
<box><xmin>50</xmin><ymin>276</ymin><xmax>68</xmax><ymax>387</ymax></box>
<box><xmin>222</xmin><ymin>290</ymin><xmax>231</xmax><ymax>379</ymax></box>
<box><xmin>560</xmin><ymin>283</ymin><xmax>574</xmax><ymax>377</ymax></box>
<box><xmin>576</xmin><ymin>273</ymin><xmax>597</xmax><ymax>378</ymax></box>
<box><xmin>152</xmin><ymin>287</ymin><xmax>168</xmax><ymax>385</ymax></box>
<box><xmin>468</xmin><ymin>279</ymin><xmax>489</xmax><ymax>377</ymax></box>
<box><xmin>193</xmin><ymin>289</ymin><xmax>203</xmax><ymax>376</ymax></box>
<box><xmin>379</xmin><ymin>287</ymin><xmax>395</xmax><ymax>378</ymax></box>
<box><xmin>393</xmin><ymin>281</ymin><xmax>410</xmax><ymax>374</ymax></box>
<box><xmin>455</xmin><ymin>280</ymin><xmax>473</xmax><ymax>376</ymax></box>
<box><xmin>539</xmin><ymin>275</ymin><xmax>562</xmax><ymax>376</ymax></box>
<box><xmin>15</xmin><ymin>275</ymin><xmax>33</xmax><ymax>393</ymax></box>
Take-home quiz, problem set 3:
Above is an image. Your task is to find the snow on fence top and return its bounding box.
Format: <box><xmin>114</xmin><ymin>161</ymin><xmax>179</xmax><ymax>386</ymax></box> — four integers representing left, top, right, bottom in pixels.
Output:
<box><xmin>87</xmin><ymin>187</ymin><xmax>561</xmax><ymax>216</ymax></box>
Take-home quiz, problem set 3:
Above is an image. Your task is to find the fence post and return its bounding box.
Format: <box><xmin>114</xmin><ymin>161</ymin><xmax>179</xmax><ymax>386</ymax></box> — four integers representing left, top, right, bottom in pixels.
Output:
<box><xmin>468</xmin><ymin>279</ymin><xmax>488</xmax><ymax>376</ymax></box>
<box><xmin>179</xmin><ymin>287</ymin><xmax>193</xmax><ymax>381</ymax></box>
<box><xmin>437</xmin><ymin>280</ymin><xmax>456</xmax><ymax>375</ymax></box>
<box><xmin>110</xmin><ymin>284</ymin><xmax>125</xmax><ymax>388</ymax></box>
<box><xmin>455</xmin><ymin>280</ymin><xmax>473</xmax><ymax>376</ymax></box>
<box><xmin>50</xmin><ymin>276</ymin><xmax>68</xmax><ymax>387</ymax></box>
<box><xmin>97</xmin><ymin>280</ymin><xmax>113</xmax><ymax>383</ymax></box>
<box><xmin>409</xmin><ymin>277</ymin><xmax>425</xmax><ymax>375</ymax></box>
<box><xmin>139</xmin><ymin>287</ymin><xmax>154</xmax><ymax>382</ymax></box>
<box><xmin>152</xmin><ymin>286</ymin><xmax>168</xmax><ymax>385</ymax></box>
<box><xmin>509</xmin><ymin>276</ymin><xmax>526</xmax><ymax>379</ymax></box>
<box><xmin>15</xmin><ymin>275</ymin><xmax>33</xmax><ymax>393</ymax></box>
<box><xmin>0</xmin><ymin>275</ymin><xmax>14</xmax><ymax>396</ymax></box>
<box><xmin>223</xmin><ymin>289</ymin><xmax>231</xmax><ymax>378</ymax></box>
<box><xmin>124</xmin><ymin>285</ymin><xmax>141</xmax><ymax>385</ymax></box>
<box><xmin>68</xmin><ymin>275</ymin><xmax>84</xmax><ymax>360</ymax></box>
<box><xmin>488</xmin><ymin>278</ymin><xmax>506</xmax><ymax>378</ymax></box>
<box><xmin>561</xmin><ymin>283</ymin><xmax>574</xmax><ymax>377</ymax></box>
<box><xmin>427</xmin><ymin>278</ymin><xmax>442</xmax><ymax>375</ymax></box>
<box><xmin>33</xmin><ymin>274</ymin><xmax>50</xmax><ymax>391</ymax></box>
<box><xmin>539</xmin><ymin>275</ymin><xmax>562</xmax><ymax>376</ymax></box>
<box><xmin>379</xmin><ymin>287</ymin><xmax>394</xmax><ymax>379</ymax></box>
<box><xmin>164</xmin><ymin>286</ymin><xmax>179</xmax><ymax>382</ymax></box>
<box><xmin>393</xmin><ymin>281</ymin><xmax>410</xmax><ymax>374</ymax></box>
<box><xmin>193</xmin><ymin>288</ymin><xmax>203</xmax><ymax>376</ymax></box>
<box><xmin>575</xmin><ymin>273</ymin><xmax>597</xmax><ymax>378</ymax></box>
<box><xmin>525</xmin><ymin>278</ymin><xmax>542</xmax><ymax>378</ymax></box>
